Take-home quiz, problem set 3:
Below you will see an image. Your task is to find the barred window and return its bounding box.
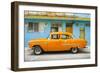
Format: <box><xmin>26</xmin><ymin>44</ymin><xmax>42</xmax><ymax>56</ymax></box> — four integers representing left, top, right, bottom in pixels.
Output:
<box><xmin>28</xmin><ymin>22</ymin><xmax>39</xmax><ymax>32</ymax></box>
<box><xmin>33</xmin><ymin>23</ymin><xmax>39</xmax><ymax>32</ymax></box>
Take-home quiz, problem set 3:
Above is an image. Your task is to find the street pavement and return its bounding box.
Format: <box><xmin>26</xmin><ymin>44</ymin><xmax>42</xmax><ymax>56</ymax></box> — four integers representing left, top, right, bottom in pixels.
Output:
<box><xmin>24</xmin><ymin>47</ymin><xmax>90</xmax><ymax>61</ymax></box>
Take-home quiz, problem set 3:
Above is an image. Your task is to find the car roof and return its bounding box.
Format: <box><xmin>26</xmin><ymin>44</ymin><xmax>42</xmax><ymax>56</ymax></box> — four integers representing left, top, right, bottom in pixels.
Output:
<box><xmin>50</xmin><ymin>32</ymin><xmax>72</xmax><ymax>36</ymax></box>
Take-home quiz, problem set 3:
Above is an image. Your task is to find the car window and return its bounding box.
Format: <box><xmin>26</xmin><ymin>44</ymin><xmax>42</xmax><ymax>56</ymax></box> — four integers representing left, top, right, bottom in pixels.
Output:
<box><xmin>61</xmin><ymin>34</ymin><xmax>72</xmax><ymax>39</ymax></box>
<box><xmin>51</xmin><ymin>34</ymin><xmax>60</xmax><ymax>39</ymax></box>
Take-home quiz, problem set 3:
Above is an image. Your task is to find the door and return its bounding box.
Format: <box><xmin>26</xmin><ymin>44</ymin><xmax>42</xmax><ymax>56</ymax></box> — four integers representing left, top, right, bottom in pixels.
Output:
<box><xmin>80</xmin><ymin>27</ymin><xmax>85</xmax><ymax>39</ymax></box>
<box><xmin>51</xmin><ymin>27</ymin><xmax>58</xmax><ymax>32</ymax></box>
<box><xmin>51</xmin><ymin>22</ymin><xmax>62</xmax><ymax>32</ymax></box>
<box><xmin>60</xmin><ymin>34</ymin><xmax>72</xmax><ymax>51</ymax></box>
<box><xmin>47</xmin><ymin>34</ymin><xmax>61</xmax><ymax>51</ymax></box>
<box><xmin>66</xmin><ymin>24</ymin><xmax>73</xmax><ymax>34</ymax></box>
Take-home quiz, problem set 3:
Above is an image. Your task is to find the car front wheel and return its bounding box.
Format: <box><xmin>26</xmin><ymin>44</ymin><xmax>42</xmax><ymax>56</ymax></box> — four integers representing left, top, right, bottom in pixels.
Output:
<box><xmin>71</xmin><ymin>48</ymin><xmax>79</xmax><ymax>54</ymax></box>
<box><xmin>33</xmin><ymin>46</ymin><xmax>42</xmax><ymax>55</ymax></box>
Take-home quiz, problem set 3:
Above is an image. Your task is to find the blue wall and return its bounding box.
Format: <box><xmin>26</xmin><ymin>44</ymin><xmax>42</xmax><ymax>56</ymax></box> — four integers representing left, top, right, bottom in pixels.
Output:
<box><xmin>73</xmin><ymin>21</ymin><xmax>90</xmax><ymax>46</ymax></box>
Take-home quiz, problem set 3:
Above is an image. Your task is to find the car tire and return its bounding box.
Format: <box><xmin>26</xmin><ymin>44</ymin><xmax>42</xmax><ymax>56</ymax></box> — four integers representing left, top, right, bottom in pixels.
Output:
<box><xmin>33</xmin><ymin>46</ymin><xmax>42</xmax><ymax>55</ymax></box>
<box><xmin>71</xmin><ymin>48</ymin><xmax>79</xmax><ymax>54</ymax></box>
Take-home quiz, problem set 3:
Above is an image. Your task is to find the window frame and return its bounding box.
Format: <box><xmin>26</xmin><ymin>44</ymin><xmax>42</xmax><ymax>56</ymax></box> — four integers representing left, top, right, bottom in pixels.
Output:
<box><xmin>50</xmin><ymin>34</ymin><xmax>60</xmax><ymax>39</ymax></box>
<box><xmin>61</xmin><ymin>34</ymin><xmax>72</xmax><ymax>39</ymax></box>
<box><xmin>27</xmin><ymin>22</ymin><xmax>39</xmax><ymax>32</ymax></box>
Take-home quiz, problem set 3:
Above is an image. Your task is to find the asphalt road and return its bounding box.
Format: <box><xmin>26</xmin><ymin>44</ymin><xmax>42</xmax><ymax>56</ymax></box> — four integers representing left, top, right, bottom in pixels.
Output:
<box><xmin>24</xmin><ymin>48</ymin><xmax>90</xmax><ymax>61</ymax></box>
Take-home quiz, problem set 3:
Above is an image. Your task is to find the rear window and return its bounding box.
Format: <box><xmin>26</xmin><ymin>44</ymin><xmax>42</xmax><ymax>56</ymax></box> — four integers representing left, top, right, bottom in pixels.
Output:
<box><xmin>61</xmin><ymin>34</ymin><xmax>72</xmax><ymax>39</ymax></box>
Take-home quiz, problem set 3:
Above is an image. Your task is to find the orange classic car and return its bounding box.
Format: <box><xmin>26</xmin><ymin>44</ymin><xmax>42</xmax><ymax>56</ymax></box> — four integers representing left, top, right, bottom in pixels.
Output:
<box><xmin>28</xmin><ymin>32</ymin><xmax>87</xmax><ymax>55</ymax></box>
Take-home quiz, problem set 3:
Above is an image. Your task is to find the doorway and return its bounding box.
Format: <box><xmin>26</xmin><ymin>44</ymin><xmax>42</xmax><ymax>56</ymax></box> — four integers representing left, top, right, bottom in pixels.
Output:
<box><xmin>66</xmin><ymin>23</ymin><xmax>73</xmax><ymax>34</ymax></box>
<box><xmin>79</xmin><ymin>27</ymin><xmax>85</xmax><ymax>39</ymax></box>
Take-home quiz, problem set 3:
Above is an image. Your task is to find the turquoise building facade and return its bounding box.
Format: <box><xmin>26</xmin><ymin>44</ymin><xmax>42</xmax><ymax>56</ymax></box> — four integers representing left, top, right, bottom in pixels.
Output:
<box><xmin>24</xmin><ymin>18</ymin><xmax>90</xmax><ymax>47</ymax></box>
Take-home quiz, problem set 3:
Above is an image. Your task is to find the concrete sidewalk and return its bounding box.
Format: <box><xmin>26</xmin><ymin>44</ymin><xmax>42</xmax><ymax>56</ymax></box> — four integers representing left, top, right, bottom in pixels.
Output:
<box><xmin>24</xmin><ymin>47</ymin><xmax>90</xmax><ymax>61</ymax></box>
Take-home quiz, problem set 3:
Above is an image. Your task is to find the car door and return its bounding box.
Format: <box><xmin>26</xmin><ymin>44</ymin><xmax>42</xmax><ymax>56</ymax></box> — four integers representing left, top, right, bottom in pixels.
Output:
<box><xmin>60</xmin><ymin>34</ymin><xmax>72</xmax><ymax>51</ymax></box>
<box><xmin>47</xmin><ymin>34</ymin><xmax>61</xmax><ymax>51</ymax></box>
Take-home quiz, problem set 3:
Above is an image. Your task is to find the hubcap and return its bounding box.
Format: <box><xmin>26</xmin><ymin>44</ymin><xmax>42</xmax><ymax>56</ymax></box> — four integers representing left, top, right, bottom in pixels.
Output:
<box><xmin>34</xmin><ymin>47</ymin><xmax>41</xmax><ymax>55</ymax></box>
<box><xmin>72</xmin><ymin>48</ymin><xmax>78</xmax><ymax>53</ymax></box>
